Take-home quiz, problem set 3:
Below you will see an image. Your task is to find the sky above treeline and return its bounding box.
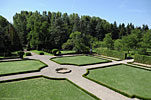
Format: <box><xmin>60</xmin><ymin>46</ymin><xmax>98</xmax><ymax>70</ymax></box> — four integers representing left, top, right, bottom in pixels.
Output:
<box><xmin>0</xmin><ymin>0</ymin><xmax>151</xmax><ymax>28</ymax></box>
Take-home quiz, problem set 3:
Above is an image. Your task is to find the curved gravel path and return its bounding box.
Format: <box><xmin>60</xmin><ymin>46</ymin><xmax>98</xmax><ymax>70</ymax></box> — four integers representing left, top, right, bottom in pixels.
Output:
<box><xmin>0</xmin><ymin>52</ymin><xmax>136</xmax><ymax>100</ymax></box>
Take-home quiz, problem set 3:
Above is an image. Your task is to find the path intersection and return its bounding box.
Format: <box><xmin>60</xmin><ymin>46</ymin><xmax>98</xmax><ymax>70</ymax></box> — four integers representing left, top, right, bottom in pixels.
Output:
<box><xmin>0</xmin><ymin>52</ymin><xmax>137</xmax><ymax>100</ymax></box>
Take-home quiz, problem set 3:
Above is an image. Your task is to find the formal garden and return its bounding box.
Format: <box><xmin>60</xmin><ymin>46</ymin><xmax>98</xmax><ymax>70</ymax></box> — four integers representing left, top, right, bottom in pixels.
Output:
<box><xmin>0</xmin><ymin>11</ymin><xmax>151</xmax><ymax>100</ymax></box>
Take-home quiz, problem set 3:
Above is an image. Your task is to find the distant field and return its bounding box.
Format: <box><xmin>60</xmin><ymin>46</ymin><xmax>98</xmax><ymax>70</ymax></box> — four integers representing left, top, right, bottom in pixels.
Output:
<box><xmin>51</xmin><ymin>55</ymin><xmax>110</xmax><ymax>66</ymax></box>
<box><xmin>0</xmin><ymin>60</ymin><xmax>46</xmax><ymax>75</ymax></box>
<box><xmin>86</xmin><ymin>64</ymin><xmax>151</xmax><ymax>99</ymax></box>
<box><xmin>0</xmin><ymin>77</ymin><xmax>96</xmax><ymax>100</ymax></box>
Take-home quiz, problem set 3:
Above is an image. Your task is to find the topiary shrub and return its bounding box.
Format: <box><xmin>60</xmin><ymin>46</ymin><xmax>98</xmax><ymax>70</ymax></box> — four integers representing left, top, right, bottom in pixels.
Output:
<box><xmin>25</xmin><ymin>52</ymin><xmax>32</xmax><ymax>56</ymax></box>
<box><xmin>39</xmin><ymin>51</ymin><xmax>44</xmax><ymax>55</ymax></box>
<box><xmin>17</xmin><ymin>51</ymin><xmax>24</xmax><ymax>59</ymax></box>
<box><xmin>52</xmin><ymin>49</ymin><xmax>59</xmax><ymax>55</ymax></box>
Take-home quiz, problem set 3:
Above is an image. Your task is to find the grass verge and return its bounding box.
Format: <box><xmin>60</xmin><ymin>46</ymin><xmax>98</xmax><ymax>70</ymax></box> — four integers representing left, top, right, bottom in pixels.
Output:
<box><xmin>51</xmin><ymin>55</ymin><xmax>111</xmax><ymax>66</ymax></box>
<box><xmin>0</xmin><ymin>77</ymin><xmax>99</xmax><ymax>100</ymax></box>
<box><xmin>0</xmin><ymin>59</ymin><xmax>47</xmax><ymax>76</ymax></box>
<box><xmin>84</xmin><ymin>64</ymin><xmax>151</xmax><ymax>100</ymax></box>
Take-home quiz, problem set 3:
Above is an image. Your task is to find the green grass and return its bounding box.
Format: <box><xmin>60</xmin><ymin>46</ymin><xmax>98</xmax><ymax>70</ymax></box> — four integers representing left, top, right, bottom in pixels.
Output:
<box><xmin>31</xmin><ymin>50</ymin><xmax>53</xmax><ymax>56</ymax></box>
<box><xmin>86</xmin><ymin>64</ymin><xmax>151</xmax><ymax>99</ymax></box>
<box><xmin>0</xmin><ymin>77</ymin><xmax>96</xmax><ymax>100</ymax></box>
<box><xmin>51</xmin><ymin>55</ymin><xmax>110</xmax><ymax>66</ymax></box>
<box><xmin>61</xmin><ymin>50</ymin><xmax>76</xmax><ymax>54</ymax></box>
<box><xmin>0</xmin><ymin>60</ymin><xmax>46</xmax><ymax>75</ymax></box>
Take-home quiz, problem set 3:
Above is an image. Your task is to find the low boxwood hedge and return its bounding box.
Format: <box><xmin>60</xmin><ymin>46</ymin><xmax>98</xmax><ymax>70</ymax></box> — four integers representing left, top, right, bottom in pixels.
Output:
<box><xmin>96</xmin><ymin>48</ymin><xmax>125</xmax><ymax>60</ymax></box>
<box><xmin>134</xmin><ymin>54</ymin><xmax>151</xmax><ymax>65</ymax></box>
<box><xmin>39</xmin><ymin>51</ymin><xmax>44</xmax><ymax>55</ymax></box>
<box><xmin>25</xmin><ymin>52</ymin><xmax>32</xmax><ymax>56</ymax></box>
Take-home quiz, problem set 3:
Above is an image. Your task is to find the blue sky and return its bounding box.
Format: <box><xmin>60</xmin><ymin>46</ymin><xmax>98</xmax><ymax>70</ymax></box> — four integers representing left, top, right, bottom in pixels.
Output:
<box><xmin>0</xmin><ymin>0</ymin><xmax>151</xmax><ymax>27</ymax></box>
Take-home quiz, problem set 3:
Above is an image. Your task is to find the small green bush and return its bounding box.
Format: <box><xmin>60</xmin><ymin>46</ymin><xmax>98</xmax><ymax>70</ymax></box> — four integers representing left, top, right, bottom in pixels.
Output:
<box><xmin>52</xmin><ymin>49</ymin><xmax>59</xmax><ymax>55</ymax></box>
<box><xmin>96</xmin><ymin>48</ymin><xmax>125</xmax><ymax>60</ymax></box>
<box><xmin>17</xmin><ymin>51</ymin><xmax>24</xmax><ymax>59</ymax></box>
<box><xmin>39</xmin><ymin>51</ymin><xmax>44</xmax><ymax>55</ymax></box>
<box><xmin>134</xmin><ymin>54</ymin><xmax>151</xmax><ymax>65</ymax></box>
<box><xmin>137</xmin><ymin>48</ymin><xmax>147</xmax><ymax>55</ymax></box>
<box><xmin>25</xmin><ymin>52</ymin><xmax>32</xmax><ymax>56</ymax></box>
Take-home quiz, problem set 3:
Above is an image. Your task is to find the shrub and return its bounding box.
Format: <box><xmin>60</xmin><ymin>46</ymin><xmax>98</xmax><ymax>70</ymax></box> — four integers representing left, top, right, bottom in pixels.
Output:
<box><xmin>134</xmin><ymin>54</ymin><xmax>151</xmax><ymax>65</ymax></box>
<box><xmin>25</xmin><ymin>52</ymin><xmax>32</xmax><ymax>56</ymax></box>
<box><xmin>17</xmin><ymin>51</ymin><xmax>24</xmax><ymax>59</ymax></box>
<box><xmin>52</xmin><ymin>49</ymin><xmax>61</xmax><ymax>55</ymax></box>
<box><xmin>39</xmin><ymin>51</ymin><xmax>44</xmax><ymax>55</ymax></box>
<box><xmin>96</xmin><ymin>48</ymin><xmax>125</xmax><ymax>60</ymax></box>
<box><xmin>4</xmin><ymin>52</ymin><xmax>12</xmax><ymax>57</ymax></box>
<box><xmin>137</xmin><ymin>48</ymin><xmax>147</xmax><ymax>55</ymax></box>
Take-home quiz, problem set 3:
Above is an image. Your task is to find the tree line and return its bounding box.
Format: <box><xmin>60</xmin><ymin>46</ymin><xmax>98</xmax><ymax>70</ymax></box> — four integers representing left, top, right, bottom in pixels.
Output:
<box><xmin>0</xmin><ymin>11</ymin><xmax>150</xmax><ymax>55</ymax></box>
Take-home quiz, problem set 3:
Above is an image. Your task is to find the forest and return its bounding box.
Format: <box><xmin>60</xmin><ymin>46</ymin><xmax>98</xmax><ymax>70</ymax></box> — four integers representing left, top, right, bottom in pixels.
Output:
<box><xmin>0</xmin><ymin>11</ymin><xmax>151</xmax><ymax>56</ymax></box>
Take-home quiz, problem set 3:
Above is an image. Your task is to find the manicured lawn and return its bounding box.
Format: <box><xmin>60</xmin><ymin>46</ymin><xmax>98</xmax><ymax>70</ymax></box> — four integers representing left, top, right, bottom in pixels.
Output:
<box><xmin>61</xmin><ymin>50</ymin><xmax>76</xmax><ymax>54</ymax></box>
<box><xmin>0</xmin><ymin>60</ymin><xmax>46</xmax><ymax>75</ymax></box>
<box><xmin>0</xmin><ymin>77</ymin><xmax>96</xmax><ymax>100</ymax></box>
<box><xmin>86</xmin><ymin>64</ymin><xmax>151</xmax><ymax>99</ymax></box>
<box><xmin>51</xmin><ymin>55</ymin><xmax>110</xmax><ymax>66</ymax></box>
<box><xmin>31</xmin><ymin>50</ymin><xmax>53</xmax><ymax>56</ymax></box>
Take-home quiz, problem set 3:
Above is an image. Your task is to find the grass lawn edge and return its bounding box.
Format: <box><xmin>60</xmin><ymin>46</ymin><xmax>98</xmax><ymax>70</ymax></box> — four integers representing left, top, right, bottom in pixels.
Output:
<box><xmin>0</xmin><ymin>75</ymin><xmax>101</xmax><ymax>100</ymax></box>
<box><xmin>0</xmin><ymin>59</ymin><xmax>48</xmax><ymax>77</ymax></box>
<box><xmin>83</xmin><ymin>64</ymin><xmax>151</xmax><ymax>100</ymax></box>
<box><xmin>50</xmin><ymin>56</ymin><xmax>111</xmax><ymax>66</ymax></box>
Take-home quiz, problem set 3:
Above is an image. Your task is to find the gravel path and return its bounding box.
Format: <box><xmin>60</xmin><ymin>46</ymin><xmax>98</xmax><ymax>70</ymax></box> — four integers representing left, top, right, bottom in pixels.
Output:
<box><xmin>0</xmin><ymin>52</ymin><xmax>136</xmax><ymax>100</ymax></box>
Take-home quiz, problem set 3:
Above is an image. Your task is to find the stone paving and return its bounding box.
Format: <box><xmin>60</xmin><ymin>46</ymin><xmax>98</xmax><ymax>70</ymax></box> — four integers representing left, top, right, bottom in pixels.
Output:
<box><xmin>0</xmin><ymin>52</ymin><xmax>137</xmax><ymax>100</ymax></box>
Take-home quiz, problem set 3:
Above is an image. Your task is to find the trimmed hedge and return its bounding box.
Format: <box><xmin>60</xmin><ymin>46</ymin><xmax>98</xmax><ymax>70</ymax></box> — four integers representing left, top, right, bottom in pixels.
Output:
<box><xmin>25</xmin><ymin>52</ymin><xmax>32</xmax><ymax>56</ymax></box>
<box><xmin>134</xmin><ymin>54</ymin><xmax>151</xmax><ymax>65</ymax></box>
<box><xmin>39</xmin><ymin>51</ymin><xmax>44</xmax><ymax>55</ymax></box>
<box><xmin>96</xmin><ymin>48</ymin><xmax>125</xmax><ymax>60</ymax></box>
<box><xmin>17</xmin><ymin>51</ymin><xmax>24</xmax><ymax>58</ymax></box>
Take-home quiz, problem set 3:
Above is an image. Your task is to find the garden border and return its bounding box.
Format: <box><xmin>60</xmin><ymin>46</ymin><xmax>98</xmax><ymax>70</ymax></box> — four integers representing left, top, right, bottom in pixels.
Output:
<box><xmin>83</xmin><ymin>64</ymin><xmax>151</xmax><ymax>100</ymax></box>
<box><xmin>0</xmin><ymin>59</ymin><xmax>48</xmax><ymax>77</ymax></box>
<box><xmin>0</xmin><ymin>75</ymin><xmax>101</xmax><ymax>100</ymax></box>
<box><xmin>50</xmin><ymin>55</ymin><xmax>111</xmax><ymax>66</ymax></box>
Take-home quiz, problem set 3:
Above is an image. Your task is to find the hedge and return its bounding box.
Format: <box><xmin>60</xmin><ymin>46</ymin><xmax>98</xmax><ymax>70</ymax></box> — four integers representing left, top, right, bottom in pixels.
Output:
<box><xmin>25</xmin><ymin>52</ymin><xmax>32</xmax><ymax>56</ymax></box>
<box><xmin>96</xmin><ymin>48</ymin><xmax>125</xmax><ymax>60</ymax></box>
<box><xmin>134</xmin><ymin>54</ymin><xmax>151</xmax><ymax>65</ymax></box>
<box><xmin>39</xmin><ymin>51</ymin><xmax>44</xmax><ymax>55</ymax></box>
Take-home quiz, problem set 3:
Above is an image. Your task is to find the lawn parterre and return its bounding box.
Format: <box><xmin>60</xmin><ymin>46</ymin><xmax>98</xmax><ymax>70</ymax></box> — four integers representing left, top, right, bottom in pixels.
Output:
<box><xmin>0</xmin><ymin>60</ymin><xmax>47</xmax><ymax>75</ymax></box>
<box><xmin>51</xmin><ymin>55</ymin><xmax>110</xmax><ymax>66</ymax></box>
<box><xmin>0</xmin><ymin>77</ymin><xmax>97</xmax><ymax>100</ymax></box>
<box><xmin>86</xmin><ymin>64</ymin><xmax>151</xmax><ymax>99</ymax></box>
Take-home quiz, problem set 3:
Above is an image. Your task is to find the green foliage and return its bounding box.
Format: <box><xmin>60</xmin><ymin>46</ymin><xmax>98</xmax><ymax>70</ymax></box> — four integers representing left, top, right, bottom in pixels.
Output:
<box><xmin>103</xmin><ymin>33</ymin><xmax>114</xmax><ymax>49</ymax></box>
<box><xmin>0</xmin><ymin>16</ymin><xmax>21</xmax><ymax>54</ymax></box>
<box><xmin>52</xmin><ymin>49</ymin><xmax>58</xmax><ymax>55</ymax></box>
<box><xmin>134</xmin><ymin>54</ymin><xmax>151</xmax><ymax>65</ymax></box>
<box><xmin>25</xmin><ymin>52</ymin><xmax>32</xmax><ymax>56</ymax></box>
<box><xmin>17</xmin><ymin>51</ymin><xmax>24</xmax><ymax>58</ymax></box>
<box><xmin>96</xmin><ymin>48</ymin><xmax>125</xmax><ymax>59</ymax></box>
<box><xmin>63</xmin><ymin>31</ymin><xmax>94</xmax><ymax>53</ymax></box>
<box><xmin>39</xmin><ymin>51</ymin><xmax>44</xmax><ymax>55</ymax></box>
<box><xmin>114</xmin><ymin>39</ymin><xmax>123</xmax><ymax>51</ymax></box>
<box><xmin>142</xmin><ymin>30</ymin><xmax>151</xmax><ymax>48</ymax></box>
